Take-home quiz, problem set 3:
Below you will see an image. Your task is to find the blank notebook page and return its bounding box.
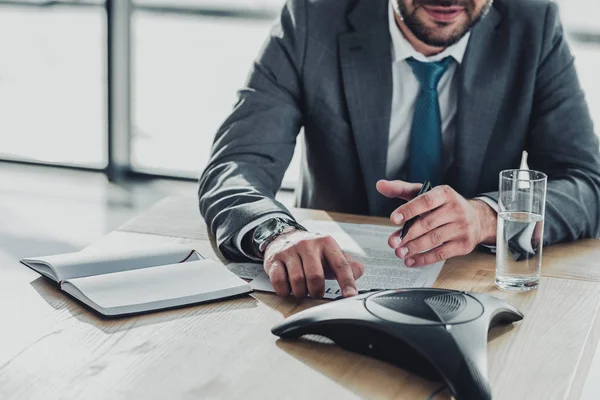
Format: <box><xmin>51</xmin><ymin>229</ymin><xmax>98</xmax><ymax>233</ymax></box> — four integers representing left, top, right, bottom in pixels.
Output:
<box><xmin>66</xmin><ymin>260</ymin><xmax>246</xmax><ymax>309</ymax></box>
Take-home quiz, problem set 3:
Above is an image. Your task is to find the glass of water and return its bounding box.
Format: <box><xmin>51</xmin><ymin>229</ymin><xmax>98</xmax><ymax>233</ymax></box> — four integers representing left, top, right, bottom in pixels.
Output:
<box><xmin>495</xmin><ymin>169</ymin><xmax>547</xmax><ymax>292</ymax></box>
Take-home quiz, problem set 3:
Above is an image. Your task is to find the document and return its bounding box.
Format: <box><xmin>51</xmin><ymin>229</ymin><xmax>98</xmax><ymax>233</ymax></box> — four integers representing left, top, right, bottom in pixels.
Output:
<box><xmin>248</xmin><ymin>220</ymin><xmax>445</xmax><ymax>299</ymax></box>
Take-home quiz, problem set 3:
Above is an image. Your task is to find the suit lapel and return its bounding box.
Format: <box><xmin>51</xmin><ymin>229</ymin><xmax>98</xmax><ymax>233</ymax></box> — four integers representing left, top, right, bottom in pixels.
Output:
<box><xmin>452</xmin><ymin>6</ymin><xmax>505</xmax><ymax>197</ymax></box>
<box><xmin>340</xmin><ymin>0</ymin><xmax>392</xmax><ymax>215</ymax></box>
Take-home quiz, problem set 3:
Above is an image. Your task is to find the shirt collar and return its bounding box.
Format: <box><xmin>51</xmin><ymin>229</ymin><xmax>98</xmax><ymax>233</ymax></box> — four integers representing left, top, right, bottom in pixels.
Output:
<box><xmin>388</xmin><ymin>0</ymin><xmax>471</xmax><ymax>64</ymax></box>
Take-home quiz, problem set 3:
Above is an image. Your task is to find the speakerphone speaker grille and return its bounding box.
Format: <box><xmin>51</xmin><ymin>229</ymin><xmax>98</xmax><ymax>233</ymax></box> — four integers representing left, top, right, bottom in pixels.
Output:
<box><xmin>370</xmin><ymin>292</ymin><xmax>440</xmax><ymax>322</ymax></box>
<box><xmin>370</xmin><ymin>291</ymin><xmax>467</xmax><ymax>324</ymax></box>
<box><xmin>424</xmin><ymin>293</ymin><xmax>467</xmax><ymax>323</ymax></box>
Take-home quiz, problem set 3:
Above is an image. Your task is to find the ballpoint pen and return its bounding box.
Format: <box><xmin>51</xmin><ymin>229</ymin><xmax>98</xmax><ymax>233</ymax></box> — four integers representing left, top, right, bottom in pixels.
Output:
<box><xmin>400</xmin><ymin>180</ymin><xmax>432</xmax><ymax>240</ymax></box>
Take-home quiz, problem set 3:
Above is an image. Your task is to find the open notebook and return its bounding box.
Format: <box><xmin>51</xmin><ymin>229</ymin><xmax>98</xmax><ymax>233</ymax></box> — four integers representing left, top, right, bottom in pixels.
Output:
<box><xmin>21</xmin><ymin>245</ymin><xmax>251</xmax><ymax>317</ymax></box>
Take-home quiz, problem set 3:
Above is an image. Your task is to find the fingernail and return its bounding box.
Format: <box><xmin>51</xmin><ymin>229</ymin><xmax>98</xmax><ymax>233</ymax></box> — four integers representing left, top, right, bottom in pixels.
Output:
<box><xmin>400</xmin><ymin>247</ymin><xmax>409</xmax><ymax>258</ymax></box>
<box><xmin>344</xmin><ymin>287</ymin><xmax>358</xmax><ymax>297</ymax></box>
<box><xmin>406</xmin><ymin>258</ymin><xmax>415</xmax><ymax>267</ymax></box>
<box><xmin>393</xmin><ymin>214</ymin><xmax>404</xmax><ymax>224</ymax></box>
<box><xmin>390</xmin><ymin>236</ymin><xmax>401</xmax><ymax>248</ymax></box>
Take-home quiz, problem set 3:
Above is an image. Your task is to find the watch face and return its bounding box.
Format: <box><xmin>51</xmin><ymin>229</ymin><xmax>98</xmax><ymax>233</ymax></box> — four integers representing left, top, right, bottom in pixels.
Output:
<box><xmin>254</xmin><ymin>218</ymin><xmax>281</xmax><ymax>243</ymax></box>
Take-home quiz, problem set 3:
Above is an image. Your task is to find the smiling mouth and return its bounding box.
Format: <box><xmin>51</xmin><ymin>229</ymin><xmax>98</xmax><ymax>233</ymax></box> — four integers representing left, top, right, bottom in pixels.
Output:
<box><xmin>422</xmin><ymin>5</ymin><xmax>465</xmax><ymax>23</ymax></box>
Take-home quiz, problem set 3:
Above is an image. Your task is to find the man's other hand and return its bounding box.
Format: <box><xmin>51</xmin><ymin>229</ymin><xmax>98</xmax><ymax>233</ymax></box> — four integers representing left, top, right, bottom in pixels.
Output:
<box><xmin>376</xmin><ymin>180</ymin><xmax>497</xmax><ymax>268</ymax></box>
<box><xmin>263</xmin><ymin>230</ymin><xmax>364</xmax><ymax>299</ymax></box>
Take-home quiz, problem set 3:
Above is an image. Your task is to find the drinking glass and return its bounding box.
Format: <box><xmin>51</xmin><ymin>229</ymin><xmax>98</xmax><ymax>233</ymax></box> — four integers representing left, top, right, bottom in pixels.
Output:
<box><xmin>495</xmin><ymin>169</ymin><xmax>547</xmax><ymax>292</ymax></box>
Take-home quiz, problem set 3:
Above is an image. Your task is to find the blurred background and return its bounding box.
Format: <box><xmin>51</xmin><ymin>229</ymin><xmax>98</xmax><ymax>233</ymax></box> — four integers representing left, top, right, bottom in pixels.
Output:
<box><xmin>0</xmin><ymin>0</ymin><xmax>305</xmax><ymax>187</ymax></box>
<box><xmin>0</xmin><ymin>0</ymin><xmax>598</xmax><ymax>246</ymax></box>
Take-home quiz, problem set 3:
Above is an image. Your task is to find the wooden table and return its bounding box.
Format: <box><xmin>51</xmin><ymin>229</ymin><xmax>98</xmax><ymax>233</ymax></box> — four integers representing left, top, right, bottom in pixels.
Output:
<box><xmin>2</xmin><ymin>196</ymin><xmax>600</xmax><ymax>400</ymax></box>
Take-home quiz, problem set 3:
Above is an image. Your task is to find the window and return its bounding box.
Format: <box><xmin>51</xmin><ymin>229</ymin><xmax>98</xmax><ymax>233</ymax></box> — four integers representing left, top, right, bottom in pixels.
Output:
<box><xmin>559</xmin><ymin>0</ymin><xmax>600</xmax><ymax>130</ymax></box>
<box><xmin>0</xmin><ymin>2</ymin><xmax>107</xmax><ymax>167</ymax></box>
<box><xmin>130</xmin><ymin>0</ymin><xmax>301</xmax><ymax>186</ymax></box>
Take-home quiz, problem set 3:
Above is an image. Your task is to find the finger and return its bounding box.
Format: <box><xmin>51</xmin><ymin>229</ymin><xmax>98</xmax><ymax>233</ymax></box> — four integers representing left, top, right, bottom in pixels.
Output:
<box><xmin>283</xmin><ymin>255</ymin><xmax>308</xmax><ymax>298</ymax></box>
<box><xmin>396</xmin><ymin>224</ymin><xmax>460</xmax><ymax>259</ymax></box>
<box><xmin>323</xmin><ymin>246</ymin><xmax>358</xmax><ymax>297</ymax></box>
<box><xmin>349</xmin><ymin>260</ymin><xmax>365</xmax><ymax>280</ymax></box>
<box><xmin>267</xmin><ymin>260</ymin><xmax>291</xmax><ymax>297</ymax></box>
<box><xmin>391</xmin><ymin>185</ymin><xmax>453</xmax><ymax>224</ymax></box>
<box><xmin>376</xmin><ymin>180</ymin><xmax>422</xmax><ymax>200</ymax></box>
<box><xmin>404</xmin><ymin>242</ymin><xmax>464</xmax><ymax>268</ymax></box>
<box><xmin>299</xmin><ymin>252</ymin><xmax>325</xmax><ymax>299</ymax></box>
<box><xmin>388</xmin><ymin>204</ymin><xmax>455</xmax><ymax>248</ymax></box>
<box><xmin>388</xmin><ymin>227</ymin><xmax>404</xmax><ymax>249</ymax></box>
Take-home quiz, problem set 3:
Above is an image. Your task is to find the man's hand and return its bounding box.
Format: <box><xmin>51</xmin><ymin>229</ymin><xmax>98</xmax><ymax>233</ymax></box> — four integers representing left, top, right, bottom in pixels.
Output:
<box><xmin>376</xmin><ymin>180</ymin><xmax>497</xmax><ymax>268</ymax></box>
<box><xmin>263</xmin><ymin>230</ymin><xmax>364</xmax><ymax>299</ymax></box>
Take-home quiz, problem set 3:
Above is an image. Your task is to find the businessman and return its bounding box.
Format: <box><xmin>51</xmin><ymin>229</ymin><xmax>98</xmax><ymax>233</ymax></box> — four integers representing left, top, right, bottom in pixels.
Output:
<box><xmin>199</xmin><ymin>0</ymin><xmax>600</xmax><ymax>299</ymax></box>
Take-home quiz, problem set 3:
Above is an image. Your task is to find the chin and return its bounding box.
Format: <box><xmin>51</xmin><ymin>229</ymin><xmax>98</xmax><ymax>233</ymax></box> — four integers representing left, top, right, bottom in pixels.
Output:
<box><xmin>430</xmin><ymin>27</ymin><xmax>463</xmax><ymax>40</ymax></box>
<box><xmin>420</xmin><ymin>22</ymin><xmax>468</xmax><ymax>44</ymax></box>
<box><xmin>426</xmin><ymin>19</ymin><xmax>468</xmax><ymax>31</ymax></box>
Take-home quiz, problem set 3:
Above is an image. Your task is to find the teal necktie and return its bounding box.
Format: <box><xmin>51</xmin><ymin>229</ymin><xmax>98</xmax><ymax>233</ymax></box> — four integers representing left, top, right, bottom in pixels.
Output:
<box><xmin>406</xmin><ymin>57</ymin><xmax>452</xmax><ymax>187</ymax></box>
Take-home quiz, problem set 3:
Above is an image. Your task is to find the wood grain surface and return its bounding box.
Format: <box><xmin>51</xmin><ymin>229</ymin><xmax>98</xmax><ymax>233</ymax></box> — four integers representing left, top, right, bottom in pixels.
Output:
<box><xmin>2</xmin><ymin>195</ymin><xmax>599</xmax><ymax>400</ymax></box>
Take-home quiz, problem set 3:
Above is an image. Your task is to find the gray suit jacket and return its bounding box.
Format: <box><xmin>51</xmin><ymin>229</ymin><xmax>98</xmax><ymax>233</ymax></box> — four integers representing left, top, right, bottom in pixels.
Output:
<box><xmin>199</xmin><ymin>0</ymin><xmax>600</xmax><ymax>261</ymax></box>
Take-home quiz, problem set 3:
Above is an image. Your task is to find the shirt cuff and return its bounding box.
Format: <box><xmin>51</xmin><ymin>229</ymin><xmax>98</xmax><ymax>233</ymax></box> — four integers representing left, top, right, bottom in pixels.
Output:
<box><xmin>475</xmin><ymin>196</ymin><xmax>498</xmax><ymax>213</ymax></box>
<box><xmin>234</xmin><ymin>212</ymin><xmax>294</xmax><ymax>261</ymax></box>
<box><xmin>474</xmin><ymin>196</ymin><xmax>497</xmax><ymax>253</ymax></box>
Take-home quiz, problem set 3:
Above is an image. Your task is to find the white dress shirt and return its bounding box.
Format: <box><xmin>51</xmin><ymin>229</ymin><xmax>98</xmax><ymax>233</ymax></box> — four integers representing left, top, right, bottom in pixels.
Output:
<box><xmin>234</xmin><ymin>1</ymin><xmax>493</xmax><ymax>260</ymax></box>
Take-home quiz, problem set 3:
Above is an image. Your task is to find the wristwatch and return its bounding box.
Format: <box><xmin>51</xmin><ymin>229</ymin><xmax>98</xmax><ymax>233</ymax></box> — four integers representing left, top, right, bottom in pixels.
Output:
<box><xmin>252</xmin><ymin>217</ymin><xmax>307</xmax><ymax>257</ymax></box>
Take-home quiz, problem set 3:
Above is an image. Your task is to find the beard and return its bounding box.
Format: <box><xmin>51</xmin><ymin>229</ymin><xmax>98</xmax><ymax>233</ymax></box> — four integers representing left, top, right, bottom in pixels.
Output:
<box><xmin>395</xmin><ymin>0</ymin><xmax>494</xmax><ymax>47</ymax></box>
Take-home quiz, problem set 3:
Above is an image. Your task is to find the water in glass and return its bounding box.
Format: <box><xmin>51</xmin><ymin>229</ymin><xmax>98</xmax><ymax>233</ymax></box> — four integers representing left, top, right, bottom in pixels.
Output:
<box><xmin>495</xmin><ymin>211</ymin><xmax>544</xmax><ymax>291</ymax></box>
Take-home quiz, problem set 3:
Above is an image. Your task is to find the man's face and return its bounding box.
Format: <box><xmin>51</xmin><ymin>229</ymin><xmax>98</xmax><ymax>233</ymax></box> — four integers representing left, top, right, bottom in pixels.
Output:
<box><xmin>395</xmin><ymin>0</ymin><xmax>492</xmax><ymax>47</ymax></box>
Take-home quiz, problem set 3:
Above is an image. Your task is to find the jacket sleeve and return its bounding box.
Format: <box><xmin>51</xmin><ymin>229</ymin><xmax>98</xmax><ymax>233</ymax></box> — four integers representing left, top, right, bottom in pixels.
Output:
<box><xmin>483</xmin><ymin>2</ymin><xmax>600</xmax><ymax>245</ymax></box>
<box><xmin>198</xmin><ymin>0</ymin><xmax>307</xmax><ymax>261</ymax></box>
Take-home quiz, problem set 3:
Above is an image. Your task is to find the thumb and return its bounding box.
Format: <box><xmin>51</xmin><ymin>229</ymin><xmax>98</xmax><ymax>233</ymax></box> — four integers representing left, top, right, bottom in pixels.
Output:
<box><xmin>376</xmin><ymin>180</ymin><xmax>422</xmax><ymax>201</ymax></box>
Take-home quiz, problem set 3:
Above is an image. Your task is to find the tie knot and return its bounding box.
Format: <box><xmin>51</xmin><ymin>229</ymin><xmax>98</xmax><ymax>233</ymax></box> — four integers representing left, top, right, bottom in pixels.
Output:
<box><xmin>407</xmin><ymin>57</ymin><xmax>453</xmax><ymax>91</ymax></box>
